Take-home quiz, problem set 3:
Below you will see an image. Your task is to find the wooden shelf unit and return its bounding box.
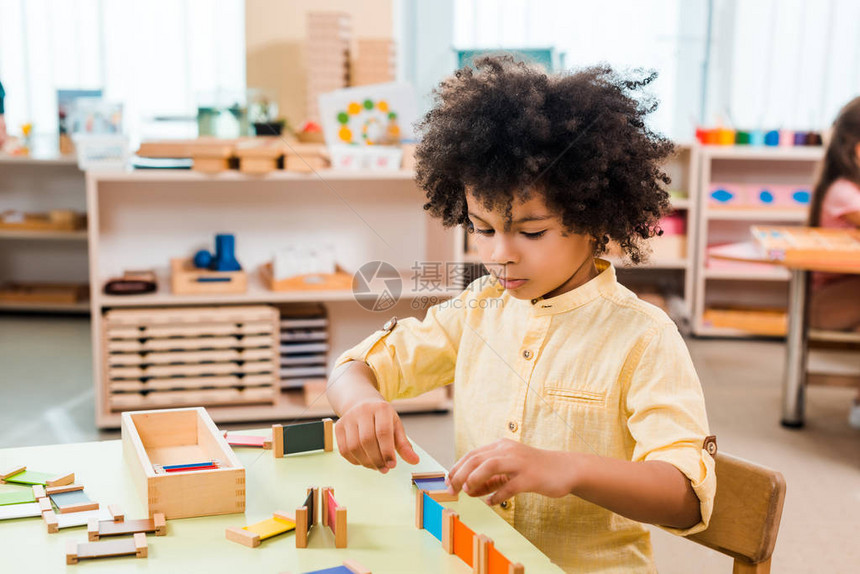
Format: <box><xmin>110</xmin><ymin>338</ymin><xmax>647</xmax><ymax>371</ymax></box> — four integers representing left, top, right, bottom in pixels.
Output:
<box><xmin>87</xmin><ymin>170</ymin><xmax>457</xmax><ymax>428</ymax></box>
<box><xmin>611</xmin><ymin>143</ymin><xmax>700</xmax><ymax>326</ymax></box>
<box><xmin>0</xmin><ymin>154</ymin><xmax>89</xmax><ymax>314</ymax></box>
<box><xmin>692</xmin><ymin>145</ymin><xmax>823</xmax><ymax>337</ymax></box>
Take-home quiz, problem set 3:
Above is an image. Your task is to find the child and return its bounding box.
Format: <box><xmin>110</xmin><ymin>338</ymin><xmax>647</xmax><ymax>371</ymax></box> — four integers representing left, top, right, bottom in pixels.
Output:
<box><xmin>326</xmin><ymin>57</ymin><xmax>714</xmax><ymax>573</ymax></box>
<box><xmin>808</xmin><ymin>96</ymin><xmax>860</xmax><ymax>427</ymax></box>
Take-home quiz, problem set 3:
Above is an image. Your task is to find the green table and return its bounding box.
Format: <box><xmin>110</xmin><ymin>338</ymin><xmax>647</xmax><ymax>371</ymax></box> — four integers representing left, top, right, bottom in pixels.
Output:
<box><xmin>0</xmin><ymin>431</ymin><xmax>563</xmax><ymax>573</ymax></box>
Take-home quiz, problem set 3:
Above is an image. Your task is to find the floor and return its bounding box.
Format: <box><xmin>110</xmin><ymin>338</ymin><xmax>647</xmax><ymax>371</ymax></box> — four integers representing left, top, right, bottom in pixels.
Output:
<box><xmin>1</xmin><ymin>314</ymin><xmax>858</xmax><ymax>573</ymax></box>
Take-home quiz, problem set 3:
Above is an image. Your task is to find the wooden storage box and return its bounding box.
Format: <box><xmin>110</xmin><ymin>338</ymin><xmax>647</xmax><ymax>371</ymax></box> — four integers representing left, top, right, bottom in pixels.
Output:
<box><xmin>121</xmin><ymin>407</ymin><xmax>245</xmax><ymax>519</ymax></box>
<box><xmin>0</xmin><ymin>283</ymin><xmax>88</xmax><ymax>304</ymax></box>
<box><xmin>234</xmin><ymin>138</ymin><xmax>284</xmax><ymax>174</ymax></box>
<box><xmin>103</xmin><ymin>305</ymin><xmax>280</xmax><ymax>411</ymax></box>
<box><xmin>0</xmin><ymin>210</ymin><xmax>86</xmax><ymax>232</ymax></box>
<box><xmin>260</xmin><ymin>262</ymin><xmax>353</xmax><ymax>291</ymax></box>
<box><xmin>171</xmin><ymin>257</ymin><xmax>247</xmax><ymax>295</ymax></box>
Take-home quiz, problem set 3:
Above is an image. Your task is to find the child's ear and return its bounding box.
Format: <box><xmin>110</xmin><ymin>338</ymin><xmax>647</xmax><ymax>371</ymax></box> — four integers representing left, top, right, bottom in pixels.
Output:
<box><xmin>855</xmin><ymin>142</ymin><xmax>860</xmax><ymax>162</ymax></box>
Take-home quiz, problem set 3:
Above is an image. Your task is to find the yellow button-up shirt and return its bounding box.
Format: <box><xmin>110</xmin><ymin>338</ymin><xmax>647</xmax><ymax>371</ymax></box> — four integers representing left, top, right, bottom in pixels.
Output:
<box><xmin>334</xmin><ymin>260</ymin><xmax>715</xmax><ymax>573</ymax></box>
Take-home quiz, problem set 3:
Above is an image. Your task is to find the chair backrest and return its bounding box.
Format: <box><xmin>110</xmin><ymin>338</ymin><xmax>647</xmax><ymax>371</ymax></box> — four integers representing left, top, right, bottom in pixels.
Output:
<box><xmin>687</xmin><ymin>452</ymin><xmax>787</xmax><ymax>573</ymax></box>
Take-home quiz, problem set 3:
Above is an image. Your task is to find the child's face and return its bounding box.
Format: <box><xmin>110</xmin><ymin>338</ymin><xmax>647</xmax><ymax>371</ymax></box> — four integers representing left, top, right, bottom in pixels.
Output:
<box><xmin>466</xmin><ymin>191</ymin><xmax>597</xmax><ymax>300</ymax></box>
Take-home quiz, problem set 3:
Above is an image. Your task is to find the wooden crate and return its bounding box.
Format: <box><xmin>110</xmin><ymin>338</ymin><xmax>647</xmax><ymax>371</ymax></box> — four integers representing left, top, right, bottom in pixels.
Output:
<box><xmin>170</xmin><ymin>258</ymin><xmax>247</xmax><ymax>295</ymax></box>
<box><xmin>121</xmin><ymin>407</ymin><xmax>245</xmax><ymax>519</ymax></box>
<box><xmin>103</xmin><ymin>306</ymin><xmax>280</xmax><ymax>411</ymax></box>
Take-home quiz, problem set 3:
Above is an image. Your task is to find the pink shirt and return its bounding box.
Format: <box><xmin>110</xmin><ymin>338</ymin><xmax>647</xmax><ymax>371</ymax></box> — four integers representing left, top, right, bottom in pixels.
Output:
<box><xmin>813</xmin><ymin>178</ymin><xmax>860</xmax><ymax>288</ymax></box>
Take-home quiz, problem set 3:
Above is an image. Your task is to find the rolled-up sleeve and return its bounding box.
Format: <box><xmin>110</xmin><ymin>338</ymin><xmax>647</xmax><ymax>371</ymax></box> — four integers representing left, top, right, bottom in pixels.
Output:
<box><xmin>332</xmin><ymin>288</ymin><xmax>469</xmax><ymax>401</ymax></box>
<box><xmin>623</xmin><ymin>323</ymin><xmax>716</xmax><ymax>536</ymax></box>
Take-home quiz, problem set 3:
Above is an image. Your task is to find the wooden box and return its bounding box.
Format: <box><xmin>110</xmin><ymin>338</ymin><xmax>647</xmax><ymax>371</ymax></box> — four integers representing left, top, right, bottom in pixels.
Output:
<box><xmin>234</xmin><ymin>138</ymin><xmax>285</xmax><ymax>174</ymax></box>
<box><xmin>0</xmin><ymin>283</ymin><xmax>88</xmax><ymax>304</ymax></box>
<box><xmin>171</xmin><ymin>258</ymin><xmax>247</xmax><ymax>295</ymax></box>
<box><xmin>260</xmin><ymin>262</ymin><xmax>353</xmax><ymax>292</ymax></box>
<box><xmin>0</xmin><ymin>210</ymin><xmax>86</xmax><ymax>232</ymax></box>
<box><xmin>121</xmin><ymin>407</ymin><xmax>245</xmax><ymax>519</ymax></box>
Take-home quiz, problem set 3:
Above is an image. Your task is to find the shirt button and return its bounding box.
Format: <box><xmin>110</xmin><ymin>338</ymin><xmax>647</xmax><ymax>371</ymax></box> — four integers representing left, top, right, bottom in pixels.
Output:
<box><xmin>500</xmin><ymin>500</ymin><xmax>509</xmax><ymax>509</ymax></box>
<box><xmin>522</xmin><ymin>349</ymin><xmax>532</xmax><ymax>360</ymax></box>
<box><xmin>508</xmin><ymin>421</ymin><xmax>518</xmax><ymax>433</ymax></box>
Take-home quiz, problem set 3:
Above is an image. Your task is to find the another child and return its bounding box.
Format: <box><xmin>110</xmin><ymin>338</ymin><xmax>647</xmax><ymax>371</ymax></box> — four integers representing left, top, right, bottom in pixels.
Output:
<box><xmin>808</xmin><ymin>96</ymin><xmax>860</xmax><ymax>427</ymax></box>
<box><xmin>326</xmin><ymin>57</ymin><xmax>715</xmax><ymax>573</ymax></box>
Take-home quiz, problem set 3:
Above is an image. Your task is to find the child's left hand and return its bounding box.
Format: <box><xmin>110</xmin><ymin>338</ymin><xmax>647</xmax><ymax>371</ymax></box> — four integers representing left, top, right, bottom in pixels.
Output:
<box><xmin>446</xmin><ymin>439</ymin><xmax>576</xmax><ymax>506</ymax></box>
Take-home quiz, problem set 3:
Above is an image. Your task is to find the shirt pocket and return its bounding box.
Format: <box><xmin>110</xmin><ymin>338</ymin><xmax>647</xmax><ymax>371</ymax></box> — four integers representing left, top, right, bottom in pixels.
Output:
<box><xmin>543</xmin><ymin>385</ymin><xmax>607</xmax><ymax>408</ymax></box>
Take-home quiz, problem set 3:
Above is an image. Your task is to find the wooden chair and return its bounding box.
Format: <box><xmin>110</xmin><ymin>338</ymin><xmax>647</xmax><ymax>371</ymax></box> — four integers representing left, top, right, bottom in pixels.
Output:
<box><xmin>688</xmin><ymin>452</ymin><xmax>787</xmax><ymax>574</ymax></box>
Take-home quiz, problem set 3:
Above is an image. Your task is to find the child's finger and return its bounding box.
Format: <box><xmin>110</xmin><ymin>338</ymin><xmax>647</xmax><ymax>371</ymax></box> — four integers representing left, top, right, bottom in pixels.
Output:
<box><xmin>345</xmin><ymin>422</ymin><xmax>377</xmax><ymax>470</ymax></box>
<box><xmin>374</xmin><ymin>411</ymin><xmax>398</xmax><ymax>467</ymax></box>
<box><xmin>358</xmin><ymin>417</ymin><xmax>388</xmax><ymax>470</ymax></box>
<box><xmin>465</xmin><ymin>473</ymin><xmax>509</xmax><ymax>498</ymax></box>
<box><xmin>447</xmin><ymin>452</ymin><xmax>488</xmax><ymax>493</ymax></box>
<box><xmin>448</xmin><ymin>443</ymin><xmax>490</xmax><ymax>482</ymax></box>
<box><xmin>334</xmin><ymin>421</ymin><xmax>362</xmax><ymax>466</ymax></box>
<box><xmin>463</xmin><ymin>457</ymin><xmax>515</xmax><ymax>496</ymax></box>
<box><xmin>393</xmin><ymin>418</ymin><xmax>420</xmax><ymax>464</ymax></box>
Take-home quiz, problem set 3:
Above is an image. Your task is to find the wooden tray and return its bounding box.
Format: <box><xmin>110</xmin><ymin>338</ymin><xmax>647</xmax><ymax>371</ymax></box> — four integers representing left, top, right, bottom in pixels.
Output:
<box><xmin>137</xmin><ymin>138</ymin><xmax>242</xmax><ymax>159</ymax></box>
<box><xmin>702</xmin><ymin>307</ymin><xmax>787</xmax><ymax>337</ymax></box>
<box><xmin>171</xmin><ymin>258</ymin><xmax>247</xmax><ymax>295</ymax></box>
<box><xmin>0</xmin><ymin>283</ymin><xmax>88</xmax><ymax>304</ymax></box>
<box><xmin>0</xmin><ymin>211</ymin><xmax>86</xmax><ymax>232</ymax></box>
<box><xmin>260</xmin><ymin>262</ymin><xmax>353</xmax><ymax>291</ymax></box>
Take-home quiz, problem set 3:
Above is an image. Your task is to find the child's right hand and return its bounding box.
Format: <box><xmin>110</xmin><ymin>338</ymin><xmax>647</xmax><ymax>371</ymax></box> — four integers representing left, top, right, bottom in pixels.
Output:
<box><xmin>334</xmin><ymin>399</ymin><xmax>420</xmax><ymax>474</ymax></box>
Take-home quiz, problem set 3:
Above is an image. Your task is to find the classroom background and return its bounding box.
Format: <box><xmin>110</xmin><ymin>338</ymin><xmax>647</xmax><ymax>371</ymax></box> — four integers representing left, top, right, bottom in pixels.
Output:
<box><xmin>0</xmin><ymin>1</ymin><xmax>858</xmax><ymax>572</ymax></box>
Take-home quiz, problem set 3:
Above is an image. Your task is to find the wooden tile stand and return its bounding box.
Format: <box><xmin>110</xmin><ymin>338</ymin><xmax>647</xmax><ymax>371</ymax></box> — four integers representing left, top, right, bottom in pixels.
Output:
<box><xmin>0</xmin><ymin>485</ymin><xmax>46</xmax><ymax>521</ymax></box>
<box><xmin>44</xmin><ymin>505</ymin><xmax>120</xmax><ymax>534</ymax></box>
<box><xmin>88</xmin><ymin>512</ymin><xmax>166</xmax><ymax>541</ymax></box>
<box><xmin>1</xmin><ymin>466</ymin><xmax>74</xmax><ymax>487</ymax></box>
<box><xmin>273</xmin><ymin>418</ymin><xmax>333</xmax><ymax>457</ymax></box>
<box><xmin>417</xmin><ymin>489</ymin><xmax>525</xmax><ymax>574</ymax></box>
<box><xmin>66</xmin><ymin>532</ymin><xmax>147</xmax><ymax>565</ymax></box>
<box><xmin>282</xmin><ymin>560</ymin><xmax>371</xmax><ymax>574</ymax></box>
<box><xmin>294</xmin><ymin>487</ymin><xmax>318</xmax><ymax>549</ymax></box>
<box><xmin>224</xmin><ymin>432</ymin><xmax>272</xmax><ymax>449</ymax></box>
<box><xmin>225</xmin><ymin>511</ymin><xmax>296</xmax><ymax>548</ymax></box>
<box><xmin>47</xmin><ymin>484</ymin><xmax>99</xmax><ymax>514</ymax></box>
<box><xmin>412</xmin><ymin>471</ymin><xmax>458</xmax><ymax>502</ymax></box>
<box><xmin>321</xmin><ymin>487</ymin><xmax>347</xmax><ymax>548</ymax></box>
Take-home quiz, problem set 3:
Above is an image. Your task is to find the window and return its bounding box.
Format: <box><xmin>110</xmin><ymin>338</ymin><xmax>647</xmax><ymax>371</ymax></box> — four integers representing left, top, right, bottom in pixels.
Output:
<box><xmin>0</xmin><ymin>0</ymin><xmax>245</xmax><ymax>146</ymax></box>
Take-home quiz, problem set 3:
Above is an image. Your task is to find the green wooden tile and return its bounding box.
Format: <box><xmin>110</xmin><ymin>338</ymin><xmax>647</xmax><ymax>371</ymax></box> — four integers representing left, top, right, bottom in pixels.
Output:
<box><xmin>283</xmin><ymin>421</ymin><xmax>325</xmax><ymax>454</ymax></box>
<box><xmin>0</xmin><ymin>490</ymin><xmax>36</xmax><ymax>506</ymax></box>
<box><xmin>3</xmin><ymin>470</ymin><xmax>54</xmax><ymax>486</ymax></box>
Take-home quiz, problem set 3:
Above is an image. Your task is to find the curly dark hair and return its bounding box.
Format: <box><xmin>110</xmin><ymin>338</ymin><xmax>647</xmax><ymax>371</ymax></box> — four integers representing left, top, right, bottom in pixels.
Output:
<box><xmin>415</xmin><ymin>55</ymin><xmax>674</xmax><ymax>263</ymax></box>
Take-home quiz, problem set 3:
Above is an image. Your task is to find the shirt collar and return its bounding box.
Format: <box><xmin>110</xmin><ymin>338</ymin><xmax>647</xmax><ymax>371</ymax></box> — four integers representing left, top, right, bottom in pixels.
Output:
<box><xmin>493</xmin><ymin>258</ymin><xmax>617</xmax><ymax>316</ymax></box>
